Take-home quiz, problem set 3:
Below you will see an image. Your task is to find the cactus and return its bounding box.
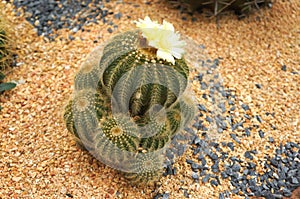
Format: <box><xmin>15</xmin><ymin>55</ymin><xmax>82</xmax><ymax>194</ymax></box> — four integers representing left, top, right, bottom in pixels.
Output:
<box><xmin>168</xmin><ymin>0</ymin><xmax>272</xmax><ymax>16</ymax></box>
<box><xmin>92</xmin><ymin>114</ymin><xmax>140</xmax><ymax>164</ymax></box>
<box><xmin>123</xmin><ymin>152</ymin><xmax>164</xmax><ymax>186</ymax></box>
<box><xmin>97</xmin><ymin>114</ymin><xmax>140</xmax><ymax>151</ymax></box>
<box><xmin>63</xmin><ymin>89</ymin><xmax>110</xmax><ymax>148</ymax></box>
<box><xmin>100</xmin><ymin>31</ymin><xmax>189</xmax><ymax>117</ymax></box>
<box><xmin>0</xmin><ymin>29</ymin><xmax>8</xmax><ymax>70</ymax></box>
<box><xmin>64</xmin><ymin>27</ymin><xmax>196</xmax><ymax>185</ymax></box>
<box><xmin>74</xmin><ymin>47</ymin><xmax>103</xmax><ymax>91</ymax></box>
<box><xmin>170</xmin><ymin>94</ymin><xmax>197</xmax><ymax>129</ymax></box>
<box><xmin>139</xmin><ymin>120</ymin><xmax>171</xmax><ymax>151</ymax></box>
<box><xmin>0</xmin><ymin>4</ymin><xmax>15</xmax><ymax>72</ymax></box>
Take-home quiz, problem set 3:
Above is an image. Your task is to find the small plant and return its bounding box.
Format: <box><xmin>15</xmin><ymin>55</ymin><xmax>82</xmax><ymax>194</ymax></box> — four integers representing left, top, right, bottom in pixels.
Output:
<box><xmin>0</xmin><ymin>72</ymin><xmax>16</xmax><ymax>93</ymax></box>
<box><xmin>0</xmin><ymin>4</ymin><xmax>15</xmax><ymax>71</ymax></box>
<box><xmin>64</xmin><ymin>17</ymin><xmax>196</xmax><ymax>185</ymax></box>
<box><xmin>0</xmin><ymin>3</ymin><xmax>17</xmax><ymax>111</ymax></box>
<box><xmin>169</xmin><ymin>0</ymin><xmax>273</xmax><ymax>17</ymax></box>
<box><xmin>0</xmin><ymin>72</ymin><xmax>16</xmax><ymax>111</ymax></box>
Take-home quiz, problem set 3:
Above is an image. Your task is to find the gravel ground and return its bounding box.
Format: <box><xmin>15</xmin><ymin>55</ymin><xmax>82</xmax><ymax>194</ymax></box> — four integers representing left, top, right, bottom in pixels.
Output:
<box><xmin>0</xmin><ymin>0</ymin><xmax>299</xmax><ymax>198</ymax></box>
<box><xmin>7</xmin><ymin>0</ymin><xmax>122</xmax><ymax>41</ymax></box>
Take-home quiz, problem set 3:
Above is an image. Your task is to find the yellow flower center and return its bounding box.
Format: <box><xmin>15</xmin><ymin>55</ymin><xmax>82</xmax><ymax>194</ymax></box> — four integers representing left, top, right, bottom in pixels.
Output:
<box><xmin>111</xmin><ymin>126</ymin><xmax>123</xmax><ymax>136</ymax></box>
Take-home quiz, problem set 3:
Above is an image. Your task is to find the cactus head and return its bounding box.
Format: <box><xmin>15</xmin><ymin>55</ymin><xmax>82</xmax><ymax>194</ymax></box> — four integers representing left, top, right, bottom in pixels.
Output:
<box><xmin>102</xmin><ymin>48</ymin><xmax>189</xmax><ymax>116</ymax></box>
<box><xmin>123</xmin><ymin>151</ymin><xmax>164</xmax><ymax>186</ymax></box>
<box><xmin>74</xmin><ymin>45</ymin><xmax>105</xmax><ymax>91</ymax></box>
<box><xmin>63</xmin><ymin>89</ymin><xmax>110</xmax><ymax>149</ymax></box>
<box><xmin>98</xmin><ymin>114</ymin><xmax>140</xmax><ymax>151</ymax></box>
<box><xmin>92</xmin><ymin>114</ymin><xmax>140</xmax><ymax>166</ymax></box>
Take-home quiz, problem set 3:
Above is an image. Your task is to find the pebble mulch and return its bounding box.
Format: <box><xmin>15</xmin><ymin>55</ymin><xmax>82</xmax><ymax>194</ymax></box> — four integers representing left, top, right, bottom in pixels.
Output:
<box><xmin>157</xmin><ymin>55</ymin><xmax>300</xmax><ymax>198</ymax></box>
<box><xmin>7</xmin><ymin>0</ymin><xmax>122</xmax><ymax>40</ymax></box>
<box><xmin>0</xmin><ymin>0</ymin><xmax>299</xmax><ymax>198</ymax></box>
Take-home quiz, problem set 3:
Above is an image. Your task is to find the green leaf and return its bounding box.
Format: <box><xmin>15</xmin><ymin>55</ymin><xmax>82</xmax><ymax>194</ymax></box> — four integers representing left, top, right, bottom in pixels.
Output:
<box><xmin>0</xmin><ymin>82</ymin><xmax>16</xmax><ymax>92</ymax></box>
<box><xmin>0</xmin><ymin>72</ymin><xmax>5</xmax><ymax>81</ymax></box>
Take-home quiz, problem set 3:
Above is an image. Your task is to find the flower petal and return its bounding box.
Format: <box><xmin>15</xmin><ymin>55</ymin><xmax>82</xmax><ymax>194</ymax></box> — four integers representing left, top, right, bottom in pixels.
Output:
<box><xmin>162</xmin><ymin>20</ymin><xmax>174</xmax><ymax>32</ymax></box>
<box><xmin>157</xmin><ymin>49</ymin><xmax>175</xmax><ymax>65</ymax></box>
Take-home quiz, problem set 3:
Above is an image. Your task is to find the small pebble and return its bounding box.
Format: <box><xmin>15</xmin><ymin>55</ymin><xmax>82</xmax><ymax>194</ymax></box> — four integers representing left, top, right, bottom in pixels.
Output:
<box><xmin>282</xmin><ymin>188</ymin><xmax>292</xmax><ymax>197</ymax></box>
<box><xmin>211</xmin><ymin>161</ymin><xmax>220</xmax><ymax>173</ymax></box>
<box><xmin>241</xmin><ymin>104</ymin><xmax>250</xmax><ymax>111</ymax></box>
<box><xmin>255</xmin><ymin>115</ymin><xmax>263</xmax><ymax>123</ymax></box>
<box><xmin>219</xmin><ymin>193</ymin><xmax>225</xmax><ymax>199</ymax></box>
<box><xmin>205</xmin><ymin>116</ymin><xmax>213</xmax><ymax>123</ymax></box>
<box><xmin>258</xmin><ymin>130</ymin><xmax>265</xmax><ymax>138</ymax></box>
<box><xmin>197</xmin><ymin>104</ymin><xmax>207</xmax><ymax>112</ymax></box>
<box><xmin>210</xmin><ymin>179</ymin><xmax>219</xmax><ymax>186</ymax></box>
<box><xmin>208</xmin><ymin>152</ymin><xmax>218</xmax><ymax>161</ymax></box>
<box><xmin>245</xmin><ymin>128</ymin><xmax>251</xmax><ymax>136</ymax></box>
<box><xmin>107</xmin><ymin>27</ymin><xmax>113</xmax><ymax>33</ymax></box>
<box><xmin>255</xmin><ymin>83</ymin><xmax>262</xmax><ymax>89</ymax></box>
<box><xmin>227</xmin><ymin>142</ymin><xmax>234</xmax><ymax>151</ymax></box>
<box><xmin>183</xmin><ymin>189</ymin><xmax>190</xmax><ymax>198</ymax></box>
<box><xmin>191</xmin><ymin>162</ymin><xmax>200</xmax><ymax>170</ymax></box>
<box><xmin>232</xmin><ymin>163</ymin><xmax>241</xmax><ymax>172</ymax></box>
<box><xmin>281</xmin><ymin>65</ymin><xmax>287</xmax><ymax>71</ymax></box>
<box><xmin>201</xmin><ymin>82</ymin><xmax>208</xmax><ymax>90</ymax></box>
<box><xmin>202</xmin><ymin>174</ymin><xmax>210</xmax><ymax>183</ymax></box>
<box><xmin>230</xmin><ymin>106</ymin><xmax>236</xmax><ymax>111</ymax></box>
<box><xmin>230</xmin><ymin>133</ymin><xmax>241</xmax><ymax>144</ymax></box>
<box><xmin>244</xmin><ymin>151</ymin><xmax>254</xmax><ymax>160</ymax></box>
<box><xmin>291</xmin><ymin>177</ymin><xmax>299</xmax><ymax>184</ymax></box>
<box><xmin>244</xmin><ymin>114</ymin><xmax>251</xmax><ymax>120</ymax></box>
<box><xmin>192</xmin><ymin>172</ymin><xmax>199</xmax><ymax>181</ymax></box>
<box><xmin>162</xmin><ymin>193</ymin><xmax>170</xmax><ymax>199</ymax></box>
<box><xmin>221</xmin><ymin>171</ymin><xmax>228</xmax><ymax>179</ymax></box>
<box><xmin>114</xmin><ymin>12</ymin><xmax>122</xmax><ymax>19</ymax></box>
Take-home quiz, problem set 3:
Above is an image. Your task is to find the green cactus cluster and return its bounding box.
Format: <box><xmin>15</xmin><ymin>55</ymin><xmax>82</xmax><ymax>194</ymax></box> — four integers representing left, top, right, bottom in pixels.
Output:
<box><xmin>64</xmin><ymin>30</ymin><xmax>196</xmax><ymax>185</ymax></box>
<box><xmin>169</xmin><ymin>0</ymin><xmax>272</xmax><ymax>17</ymax></box>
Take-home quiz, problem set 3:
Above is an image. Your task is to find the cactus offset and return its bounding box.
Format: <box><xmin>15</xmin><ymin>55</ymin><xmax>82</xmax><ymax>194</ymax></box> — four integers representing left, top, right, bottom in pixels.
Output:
<box><xmin>123</xmin><ymin>152</ymin><xmax>164</xmax><ymax>185</ymax></box>
<box><xmin>100</xmin><ymin>31</ymin><xmax>189</xmax><ymax>117</ymax></box>
<box><xmin>74</xmin><ymin>46</ymin><xmax>104</xmax><ymax>91</ymax></box>
<box><xmin>63</xmin><ymin>89</ymin><xmax>110</xmax><ymax>148</ymax></box>
<box><xmin>97</xmin><ymin>114</ymin><xmax>140</xmax><ymax>151</ymax></box>
<box><xmin>93</xmin><ymin>114</ymin><xmax>140</xmax><ymax>164</ymax></box>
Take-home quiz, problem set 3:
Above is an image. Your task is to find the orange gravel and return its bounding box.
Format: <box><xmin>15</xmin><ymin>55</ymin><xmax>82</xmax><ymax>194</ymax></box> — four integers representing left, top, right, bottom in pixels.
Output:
<box><xmin>0</xmin><ymin>0</ymin><xmax>299</xmax><ymax>198</ymax></box>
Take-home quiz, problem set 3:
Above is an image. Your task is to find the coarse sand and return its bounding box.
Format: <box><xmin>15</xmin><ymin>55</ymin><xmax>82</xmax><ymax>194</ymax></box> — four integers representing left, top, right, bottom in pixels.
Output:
<box><xmin>0</xmin><ymin>0</ymin><xmax>299</xmax><ymax>198</ymax></box>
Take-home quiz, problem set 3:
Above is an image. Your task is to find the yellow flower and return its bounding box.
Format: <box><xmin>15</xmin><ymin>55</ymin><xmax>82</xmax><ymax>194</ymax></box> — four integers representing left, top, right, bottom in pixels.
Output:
<box><xmin>134</xmin><ymin>17</ymin><xmax>186</xmax><ymax>65</ymax></box>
